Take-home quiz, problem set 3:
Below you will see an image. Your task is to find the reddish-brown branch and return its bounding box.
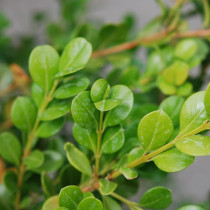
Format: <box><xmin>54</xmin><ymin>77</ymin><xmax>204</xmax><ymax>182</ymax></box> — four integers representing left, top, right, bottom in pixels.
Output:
<box><xmin>92</xmin><ymin>28</ymin><xmax>210</xmax><ymax>58</ymax></box>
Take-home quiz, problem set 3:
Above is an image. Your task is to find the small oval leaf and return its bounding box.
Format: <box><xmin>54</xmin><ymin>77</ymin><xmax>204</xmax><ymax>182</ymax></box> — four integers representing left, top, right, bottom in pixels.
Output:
<box><xmin>42</xmin><ymin>195</ymin><xmax>59</xmax><ymax>210</ymax></box>
<box><xmin>99</xmin><ymin>179</ymin><xmax>118</xmax><ymax>195</ymax></box>
<box><xmin>24</xmin><ymin>150</ymin><xmax>44</xmax><ymax>169</ymax></box>
<box><xmin>120</xmin><ymin>166</ymin><xmax>138</xmax><ymax>180</ymax></box>
<box><xmin>77</xmin><ymin>197</ymin><xmax>103</xmax><ymax>210</ymax></box>
<box><xmin>95</xmin><ymin>99</ymin><xmax>121</xmax><ymax>112</ymax></box>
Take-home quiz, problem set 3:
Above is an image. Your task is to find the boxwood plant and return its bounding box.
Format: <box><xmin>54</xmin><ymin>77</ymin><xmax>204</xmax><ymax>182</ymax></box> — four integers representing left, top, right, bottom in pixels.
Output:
<box><xmin>0</xmin><ymin>36</ymin><xmax>210</xmax><ymax>210</ymax></box>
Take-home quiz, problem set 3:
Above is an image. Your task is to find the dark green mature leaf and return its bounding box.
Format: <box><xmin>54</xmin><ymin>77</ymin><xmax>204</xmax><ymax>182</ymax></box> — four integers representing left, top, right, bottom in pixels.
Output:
<box><xmin>120</xmin><ymin>167</ymin><xmax>138</xmax><ymax>180</ymax></box>
<box><xmin>204</xmin><ymin>83</ymin><xmax>210</xmax><ymax>119</ymax></box>
<box><xmin>104</xmin><ymin>85</ymin><xmax>133</xmax><ymax>127</ymax></box>
<box><xmin>0</xmin><ymin>132</ymin><xmax>21</xmax><ymax>166</ymax></box>
<box><xmin>59</xmin><ymin>186</ymin><xmax>83</xmax><ymax>210</ymax></box>
<box><xmin>102</xmin><ymin>196</ymin><xmax>122</xmax><ymax>210</ymax></box>
<box><xmin>153</xmin><ymin>148</ymin><xmax>195</xmax><ymax>172</ymax></box>
<box><xmin>102</xmin><ymin>126</ymin><xmax>124</xmax><ymax>154</ymax></box>
<box><xmin>178</xmin><ymin>205</ymin><xmax>205</xmax><ymax>210</ymax></box>
<box><xmin>40</xmin><ymin>100</ymin><xmax>71</xmax><ymax>121</ymax></box>
<box><xmin>73</xmin><ymin>123</ymin><xmax>97</xmax><ymax>152</ymax></box>
<box><xmin>77</xmin><ymin>197</ymin><xmax>103</xmax><ymax>210</ymax></box>
<box><xmin>24</xmin><ymin>150</ymin><xmax>44</xmax><ymax>169</ymax></box>
<box><xmin>176</xmin><ymin>135</ymin><xmax>210</xmax><ymax>156</ymax></box>
<box><xmin>71</xmin><ymin>91</ymin><xmax>99</xmax><ymax>129</ymax></box>
<box><xmin>37</xmin><ymin>117</ymin><xmax>64</xmax><ymax>138</ymax></box>
<box><xmin>94</xmin><ymin>99</ymin><xmax>121</xmax><ymax>112</ymax></box>
<box><xmin>3</xmin><ymin>171</ymin><xmax>17</xmax><ymax>193</ymax></box>
<box><xmin>57</xmin><ymin>38</ymin><xmax>92</xmax><ymax>77</ymax></box>
<box><xmin>29</xmin><ymin>45</ymin><xmax>59</xmax><ymax>92</ymax></box>
<box><xmin>11</xmin><ymin>96</ymin><xmax>37</xmax><ymax>131</ymax></box>
<box><xmin>138</xmin><ymin>110</ymin><xmax>173</xmax><ymax>152</ymax></box>
<box><xmin>65</xmin><ymin>142</ymin><xmax>92</xmax><ymax>176</ymax></box>
<box><xmin>54</xmin><ymin>77</ymin><xmax>90</xmax><ymax>99</ymax></box>
<box><xmin>139</xmin><ymin>186</ymin><xmax>172</xmax><ymax>209</ymax></box>
<box><xmin>31</xmin><ymin>83</ymin><xmax>44</xmax><ymax>108</ymax></box>
<box><xmin>99</xmin><ymin>179</ymin><xmax>118</xmax><ymax>195</ymax></box>
<box><xmin>160</xmin><ymin>96</ymin><xmax>185</xmax><ymax>127</ymax></box>
<box><xmin>179</xmin><ymin>91</ymin><xmax>208</xmax><ymax>136</ymax></box>
<box><xmin>91</xmin><ymin>79</ymin><xmax>110</xmax><ymax>103</ymax></box>
<box><xmin>42</xmin><ymin>195</ymin><xmax>59</xmax><ymax>210</ymax></box>
<box><xmin>175</xmin><ymin>39</ymin><xmax>198</xmax><ymax>61</ymax></box>
<box><xmin>32</xmin><ymin>150</ymin><xmax>63</xmax><ymax>173</ymax></box>
<box><xmin>41</xmin><ymin>172</ymin><xmax>55</xmax><ymax>197</ymax></box>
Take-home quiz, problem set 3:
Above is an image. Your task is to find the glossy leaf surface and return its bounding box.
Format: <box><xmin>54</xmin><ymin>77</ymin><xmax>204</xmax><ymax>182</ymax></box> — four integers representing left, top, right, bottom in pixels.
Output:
<box><xmin>94</xmin><ymin>99</ymin><xmax>121</xmax><ymax>112</ymax></box>
<box><xmin>77</xmin><ymin>197</ymin><xmax>103</xmax><ymax>210</ymax></box>
<box><xmin>120</xmin><ymin>167</ymin><xmax>138</xmax><ymax>180</ymax></box>
<box><xmin>42</xmin><ymin>195</ymin><xmax>59</xmax><ymax>210</ymax></box>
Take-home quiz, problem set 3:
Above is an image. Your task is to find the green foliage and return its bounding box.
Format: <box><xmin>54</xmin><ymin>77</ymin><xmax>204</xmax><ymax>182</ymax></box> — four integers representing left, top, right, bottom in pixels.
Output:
<box><xmin>99</xmin><ymin>179</ymin><xmax>118</xmax><ymax>195</ymax></box>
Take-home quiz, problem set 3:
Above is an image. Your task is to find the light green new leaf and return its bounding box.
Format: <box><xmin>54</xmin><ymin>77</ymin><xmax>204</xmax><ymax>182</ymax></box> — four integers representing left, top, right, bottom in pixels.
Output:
<box><xmin>37</xmin><ymin>117</ymin><xmax>64</xmax><ymax>138</ymax></box>
<box><xmin>3</xmin><ymin>171</ymin><xmax>17</xmax><ymax>193</ymax></box>
<box><xmin>56</xmin><ymin>207</ymin><xmax>69</xmax><ymax>210</ymax></box>
<box><xmin>95</xmin><ymin>99</ymin><xmax>121</xmax><ymax>112</ymax></box>
<box><xmin>179</xmin><ymin>91</ymin><xmax>208</xmax><ymax>136</ymax></box>
<box><xmin>162</xmin><ymin>61</ymin><xmax>189</xmax><ymax>86</ymax></box>
<box><xmin>102</xmin><ymin>196</ymin><xmax>122</xmax><ymax>210</ymax></box>
<box><xmin>176</xmin><ymin>135</ymin><xmax>210</xmax><ymax>156</ymax></box>
<box><xmin>153</xmin><ymin>148</ymin><xmax>195</xmax><ymax>172</ymax></box>
<box><xmin>178</xmin><ymin>205</ymin><xmax>205</xmax><ymax>210</ymax></box>
<box><xmin>24</xmin><ymin>150</ymin><xmax>44</xmax><ymax>169</ymax></box>
<box><xmin>40</xmin><ymin>100</ymin><xmax>71</xmax><ymax>121</ymax></box>
<box><xmin>104</xmin><ymin>85</ymin><xmax>133</xmax><ymax>127</ymax></box>
<box><xmin>42</xmin><ymin>195</ymin><xmax>59</xmax><ymax>210</ymax></box>
<box><xmin>59</xmin><ymin>186</ymin><xmax>83</xmax><ymax>210</ymax></box>
<box><xmin>177</xmin><ymin>82</ymin><xmax>193</xmax><ymax>97</ymax></box>
<box><xmin>160</xmin><ymin>95</ymin><xmax>185</xmax><ymax>127</ymax></box>
<box><xmin>73</xmin><ymin>123</ymin><xmax>97</xmax><ymax>152</ymax></box>
<box><xmin>157</xmin><ymin>76</ymin><xmax>176</xmax><ymax>95</ymax></box>
<box><xmin>57</xmin><ymin>38</ymin><xmax>92</xmax><ymax>77</ymax></box>
<box><xmin>175</xmin><ymin>39</ymin><xmax>198</xmax><ymax>61</ymax></box>
<box><xmin>31</xmin><ymin>83</ymin><xmax>44</xmax><ymax>108</ymax></box>
<box><xmin>64</xmin><ymin>143</ymin><xmax>92</xmax><ymax>176</ymax></box>
<box><xmin>29</xmin><ymin>45</ymin><xmax>59</xmax><ymax>92</ymax></box>
<box><xmin>204</xmin><ymin>83</ymin><xmax>210</xmax><ymax>119</ymax></box>
<box><xmin>77</xmin><ymin>197</ymin><xmax>103</xmax><ymax>210</ymax></box>
<box><xmin>138</xmin><ymin>110</ymin><xmax>173</xmax><ymax>152</ymax></box>
<box><xmin>32</xmin><ymin>150</ymin><xmax>63</xmax><ymax>173</ymax></box>
<box><xmin>71</xmin><ymin>91</ymin><xmax>99</xmax><ymax>129</ymax></box>
<box><xmin>11</xmin><ymin>96</ymin><xmax>37</xmax><ymax>131</ymax></box>
<box><xmin>91</xmin><ymin>79</ymin><xmax>110</xmax><ymax>103</ymax></box>
<box><xmin>54</xmin><ymin>77</ymin><xmax>90</xmax><ymax>99</ymax></box>
<box><xmin>120</xmin><ymin>166</ymin><xmax>138</xmax><ymax>180</ymax></box>
<box><xmin>83</xmin><ymin>192</ymin><xmax>94</xmax><ymax>199</ymax></box>
<box><xmin>99</xmin><ymin>179</ymin><xmax>118</xmax><ymax>195</ymax></box>
<box><xmin>102</xmin><ymin>126</ymin><xmax>125</xmax><ymax>154</ymax></box>
<box><xmin>127</xmin><ymin>148</ymin><xmax>144</xmax><ymax>164</ymax></box>
<box><xmin>139</xmin><ymin>186</ymin><xmax>172</xmax><ymax>209</ymax></box>
<box><xmin>0</xmin><ymin>132</ymin><xmax>21</xmax><ymax>166</ymax></box>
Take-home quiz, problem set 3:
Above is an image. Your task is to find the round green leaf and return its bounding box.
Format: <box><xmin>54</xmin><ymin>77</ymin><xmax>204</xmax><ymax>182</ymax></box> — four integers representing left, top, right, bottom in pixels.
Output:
<box><xmin>178</xmin><ymin>205</ymin><xmax>205</xmax><ymax>210</ymax></box>
<box><xmin>0</xmin><ymin>132</ymin><xmax>21</xmax><ymax>166</ymax></box>
<box><xmin>138</xmin><ymin>110</ymin><xmax>173</xmax><ymax>152</ymax></box>
<box><xmin>157</xmin><ymin>76</ymin><xmax>176</xmax><ymax>95</ymax></box>
<box><xmin>104</xmin><ymin>85</ymin><xmax>133</xmax><ymax>127</ymax></box>
<box><xmin>3</xmin><ymin>171</ymin><xmax>17</xmax><ymax>193</ymax></box>
<box><xmin>73</xmin><ymin>123</ymin><xmax>97</xmax><ymax>152</ymax></box>
<box><xmin>94</xmin><ymin>99</ymin><xmax>121</xmax><ymax>112</ymax></box>
<box><xmin>159</xmin><ymin>95</ymin><xmax>185</xmax><ymax>127</ymax></box>
<box><xmin>24</xmin><ymin>150</ymin><xmax>44</xmax><ymax>169</ymax></box>
<box><xmin>11</xmin><ymin>96</ymin><xmax>37</xmax><ymax>131</ymax></box>
<box><xmin>102</xmin><ymin>126</ymin><xmax>125</xmax><ymax>154</ymax></box>
<box><xmin>139</xmin><ymin>186</ymin><xmax>172</xmax><ymax>209</ymax></box>
<box><xmin>176</xmin><ymin>135</ymin><xmax>210</xmax><ymax>156</ymax></box>
<box><xmin>179</xmin><ymin>91</ymin><xmax>208</xmax><ymax>136</ymax></box>
<box><xmin>99</xmin><ymin>179</ymin><xmax>118</xmax><ymax>195</ymax></box>
<box><xmin>40</xmin><ymin>100</ymin><xmax>71</xmax><ymax>121</ymax></box>
<box><xmin>37</xmin><ymin>117</ymin><xmax>64</xmax><ymax>138</ymax></box>
<box><xmin>153</xmin><ymin>148</ymin><xmax>195</xmax><ymax>172</ymax></box>
<box><xmin>91</xmin><ymin>79</ymin><xmax>110</xmax><ymax>103</ymax></box>
<box><xmin>175</xmin><ymin>39</ymin><xmax>198</xmax><ymax>61</ymax></box>
<box><xmin>102</xmin><ymin>196</ymin><xmax>122</xmax><ymax>210</ymax></box>
<box><xmin>77</xmin><ymin>197</ymin><xmax>103</xmax><ymax>210</ymax></box>
<box><xmin>29</xmin><ymin>45</ymin><xmax>59</xmax><ymax>92</ymax></box>
<box><xmin>120</xmin><ymin>167</ymin><xmax>138</xmax><ymax>180</ymax></box>
<box><xmin>57</xmin><ymin>38</ymin><xmax>92</xmax><ymax>77</ymax></box>
<box><xmin>64</xmin><ymin>143</ymin><xmax>92</xmax><ymax>176</ymax></box>
<box><xmin>42</xmin><ymin>195</ymin><xmax>59</xmax><ymax>210</ymax></box>
<box><xmin>32</xmin><ymin>150</ymin><xmax>63</xmax><ymax>173</ymax></box>
<box><xmin>59</xmin><ymin>186</ymin><xmax>83</xmax><ymax>210</ymax></box>
<box><xmin>54</xmin><ymin>77</ymin><xmax>90</xmax><ymax>99</ymax></box>
<box><xmin>71</xmin><ymin>91</ymin><xmax>99</xmax><ymax>129</ymax></box>
<box><xmin>204</xmin><ymin>83</ymin><xmax>210</xmax><ymax>119</ymax></box>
